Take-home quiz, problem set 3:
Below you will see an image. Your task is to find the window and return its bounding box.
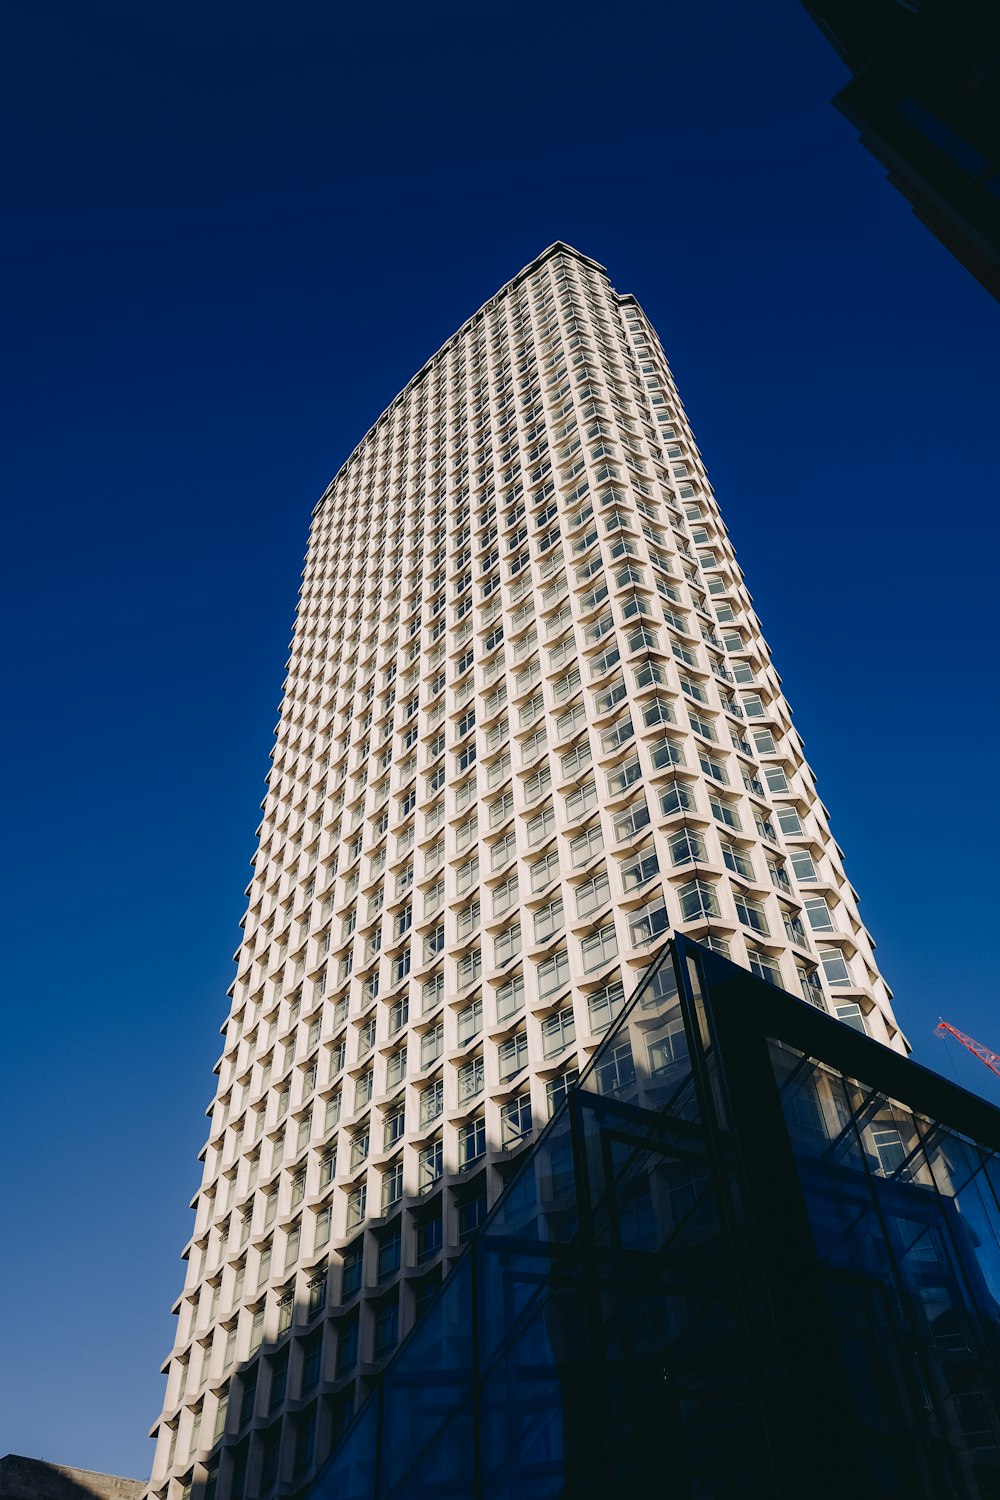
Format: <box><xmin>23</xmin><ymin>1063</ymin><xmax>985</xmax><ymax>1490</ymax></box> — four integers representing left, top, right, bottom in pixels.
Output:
<box><xmin>648</xmin><ymin>1018</ymin><xmax>688</xmax><ymax>1074</ymax></box>
<box><xmin>527</xmin><ymin>803</ymin><xmax>556</xmax><ymax>846</ymax></box>
<box><xmin>668</xmin><ymin>827</ymin><xmax>705</xmax><ymax>866</ymax></box>
<box><xmin>561</xmin><ymin>739</ymin><xmax>593</xmax><ymax>777</ymax></box>
<box><xmin>494</xmin><ymin>923</ymin><xmax>522</xmax><ymax>966</ymax></box>
<box><xmin>301</xmin><ymin>1329</ymin><xmax>323</xmax><ymax>1391</ymax></box>
<box><xmin>629</xmin><ymin>898</ymin><xmax>668</xmax><ymax>947</ymax></box>
<box><xmin>500</xmin><ymin>1093</ymin><xmax>532</xmax><ymax>1149</ymax></box>
<box><xmin>615</xmin><ymin>845</ymin><xmax>658</xmax><ymax>899</ymax></box>
<box><xmin>541</xmin><ymin>1006</ymin><xmax>576</xmax><ymax>1057</ymax></box>
<box><xmin>386</xmin><ymin>1045</ymin><xmax>407</xmax><ymax>1087</ymax></box>
<box><xmin>524</xmin><ymin>765</ymin><xmax>552</xmax><ymax>801</ymax></box>
<box><xmin>260</xmin><ymin>1425</ymin><xmax>281</xmax><ymax>1489</ymax></box>
<box><xmin>720</xmin><ymin>840</ymin><xmax>754</xmax><ymax>880</ymax></box>
<box><xmin>777</xmin><ymin>807</ymin><xmax>802</xmax><ymax>836</ymax></box>
<box><xmin>491</xmin><ymin>832</ymin><xmax>517</xmax><ymax>871</ymax></box>
<box><xmin>377</xmin><ymin>1221</ymin><xmax>401</xmax><ymax>1279</ymax></box>
<box><xmin>420</xmin><ymin>1078</ymin><xmax>444</xmax><ymax>1125</ymax></box>
<box><xmin>835</xmin><ymin>1002</ymin><xmax>868</xmax><ymax>1035</ymax></box>
<box><xmin>493</xmin><ymin>873</ymin><xmax>519</xmax><ymax>916</ymax></box>
<box><xmin>710</xmin><ymin>794</ymin><xmax>741</xmax><ymax>830</ymax></box>
<box><xmin>748</xmin><ymin>949</ymin><xmax>781</xmax><ymax>985</ymax></box>
<box><xmin>383</xmin><ymin>1104</ymin><xmax>405</xmax><ymax>1149</ymax></box>
<box><xmin>458</xmin><ymin>1189</ymin><xmax>488</xmax><ymax>1239</ymax></box>
<box><xmin>419</xmin><ymin>1138</ymin><xmax>443</xmax><ymax>1193</ymax></box>
<box><xmin>699</xmin><ymin>751</ymin><xmax>729</xmax><ymax>785</ymax></box>
<box><xmin>498</xmin><ymin>1029</ymin><xmax>528</xmax><ymax>1081</ymax></box>
<box><xmin>820</xmin><ymin>948</ymin><xmax>852</xmax><ymax>987</ymax></box>
<box><xmin>458</xmin><ymin>1053</ymin><xmax>484</xmax><ymax>1101</ymax></box>
<box><xmin>678</xmin><ymin>879</ymin><xmax>720</xmax><ymax>922</ymax></box>
<box><xmin>307</xmin><ymin>1269</ymin><xmax>327</xmax><ymax>1318</ymax></box>
<box><xmin>238</xmin><ymin>1367</ymin><xmax>258</xmax><ymax>1428</ymax></box>
<box><xmin>357</xmin><ymin>1017</ymin><xmax>376</xmax><ymax>1059</ymax></box>
<box><xmin>783</xmin><ymin>910</ymin><xmax>807</xmax><ymax>945</ymax></box>
<box><xmin>341</xmin><ymin>1240</ymin><xmax>363</xmax><ymax>1298</ymax></box>
<box><xmin>601</xmin><ymin>716</ymin><xmax>634</xmax><ymax>752</ymax></box>
<box><xmin>422</xmin><ymin>971</ymin><xmax>444</xmax><ymax>1014</ymax></box>
<box><xmin>458</xmin><ymin>948</ymin><xmax>482</xmax><ymax>988</ymax></box>
<box><xmin>799</xmin><ymin>966</ymin><xmax>824</xmax><ymax>1008</ymax></box>
<box><xmin>606</xmin><ymin>757</ymin><xmax>642</xmax><ymax>797</ymax></box>
<box><xmin>531</xmin><ymin>849</ymin><xmax>561</xmax><ymax>889</ymax></box>
<box><xmin>594</xmin><ymin>1040</ymin><xmax>636</xmax><ymax>1095</ymax></box>
<box><xmin>457</xmin><ymin>996</ymin><xmax>482</xmax><ymax>1045</ymax></box>
<box><xmin>315</xmin><ymin>1204</ymin><xmax>333</xmax><ymax>1250</ymax></box>
<box><xmin>642</xmin><ymin>696</ymin><xmax>676</xmax><ymax>731</ymax></box>
<box><xmin>790</xmin><ymin>850</ymin><xmax>817</xmax><ymax>883</ymax></box>
<box><xmin>346</xmin><ymin>1184</ymin><xmax>367</xmax><ymax>1230</ymax></box>
<box><xmin>581</xmin><ymin>922</ymin><xmax>618</xmax><ymax>971</ymax></box>
<box><xmin>533</xmin><ymin>897</ymin><xmax>564</xmax><ymax>942</ymax></box>
<box><xmin>490</xmin><ymin>791</ymin><xmax>514</xmax><ymax>827</ymax></box>
<box><xmin>805</xmin><ymin>898</ymin><xmax>835</xmax><ymax>933</ymax></box>
<box><xmin>564</xmin><ymin>778</ymin><xmax>598</xmax><ymax>819</ymax></box>
<box><xmin>546</xmin><ymin>1069</ymin><xmax>580</xmax><ymax>1117</ymax></box>
<box><xmin>650</xmin><ymin>733</ymin><xmax>687</xmax><ymax>775</ymax></box>
<box><xmin>496</xmin><ymin>971</ymin><xmax>525</xmax><ymax>1020</ymax></box>
<box><xmin>568</xmin><ymin>825</ymin><xmax>602</xmax><ymax>867</ymax></box>
<box><xmin>336</xmin><ymin>1315</ymin><xmax>359</xmax><ymax>1376</ymax></box>
<box><xmin>420</xmin><ymin>1022</ymin><xmax>444</xmax><ymax>1070</ymax></box>
<box><xmin>537</xmin><ymin>949</ymin><xmax>570</xmax><ymax>997</ymax></box>
<box><xmin>417</xmin><ymin>1212</ymin><xmax>443</xmax><ymax>1262</ymax></box>
<box><xmin>613</xmin><ymin>799</ymin><xmax>650</xmax><ymax>842</ymax></box>
<box><xmin>734</xmin><ymin>893</ymin><xmax>770</xmax><ymax>935</ymax></box>
<box><xmin>276</xmin><ymin>1284</ymin><xmax>294</xmax><ymax>1336</ymax></box>
<box><xmin>349</xmin><ymin>1128</ymin><xmax>369</xmax><ymax>1170</ymax></box>
<box><xmin>459</xmin><ymin>1116</ymin><xmax>486</xmax><ymax>1169</ymax></box>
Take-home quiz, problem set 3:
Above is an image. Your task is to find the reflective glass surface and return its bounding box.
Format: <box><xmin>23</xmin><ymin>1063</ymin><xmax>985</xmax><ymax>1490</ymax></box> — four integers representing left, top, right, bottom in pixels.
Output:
<box><xmin>307</xmin><ymin>939</ymin><xmax>1000</xmax><ymax>1500</ymax></box>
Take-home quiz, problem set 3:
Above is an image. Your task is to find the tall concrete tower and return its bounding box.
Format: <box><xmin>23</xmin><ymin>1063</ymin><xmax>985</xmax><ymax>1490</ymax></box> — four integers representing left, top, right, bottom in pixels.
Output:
<box><xmin>147</xmin><ymin>244</ymin><xmax>901</xmax><ymax>1499</ymax></box>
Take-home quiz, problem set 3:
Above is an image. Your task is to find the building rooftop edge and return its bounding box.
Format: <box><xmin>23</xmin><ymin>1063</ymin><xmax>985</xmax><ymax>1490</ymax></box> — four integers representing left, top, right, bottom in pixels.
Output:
<box><xmin>0</xmin><ymin>1454</ymin><xmax>143</xmax><ymax>1484</ymax></box>
<box><xmin>311</xmin><ymin>242</ymin><xmax>617</xmax><ymax>518</ymax></box>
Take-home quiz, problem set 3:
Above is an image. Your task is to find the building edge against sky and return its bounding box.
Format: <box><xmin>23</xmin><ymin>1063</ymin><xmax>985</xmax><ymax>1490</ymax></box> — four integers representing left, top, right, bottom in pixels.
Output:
<box><xmin>146</xmin><ymin>243</ymin><xmax>904</xmax><ymax>1498</ymax></box>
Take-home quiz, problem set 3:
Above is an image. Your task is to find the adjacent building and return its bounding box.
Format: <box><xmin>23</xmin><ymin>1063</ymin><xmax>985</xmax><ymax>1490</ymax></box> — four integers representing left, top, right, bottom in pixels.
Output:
<box><xmin>0</xmin><ymin>1455</ymin><xmax>143</xmax><ymax>1500</ymax></box>
<box><xmin>803</xmin><ymin>0</ymin><xmax>1000</xmax><ymax>300</ymax></box>
<box><xmin>146</xmin><ymin>243</ymin><xmax>903</xmax><ymax>1498</ymax></box>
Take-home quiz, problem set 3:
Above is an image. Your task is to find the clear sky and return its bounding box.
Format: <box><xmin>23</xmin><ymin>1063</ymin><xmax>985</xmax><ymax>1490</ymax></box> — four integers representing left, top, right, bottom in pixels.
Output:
<box><xmin>1</xmin><ymin>0</ymin><xmax>998</xmax><ymax>1480</ymax></box>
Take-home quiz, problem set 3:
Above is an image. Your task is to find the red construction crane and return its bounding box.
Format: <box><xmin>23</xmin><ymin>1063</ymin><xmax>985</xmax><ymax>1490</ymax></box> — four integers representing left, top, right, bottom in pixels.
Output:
<box><xmin>935</xmin><ymin>1021</ymin><xmax>1000</xmax><ymax>1081</ymax></box>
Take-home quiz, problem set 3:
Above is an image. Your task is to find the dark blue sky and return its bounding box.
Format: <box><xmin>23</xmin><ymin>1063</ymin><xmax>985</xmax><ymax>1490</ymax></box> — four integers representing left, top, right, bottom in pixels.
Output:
<box><xmin>2</xmin><ymin>0</ymin><xmax>998</xmax><ymax>1478</ymax></box>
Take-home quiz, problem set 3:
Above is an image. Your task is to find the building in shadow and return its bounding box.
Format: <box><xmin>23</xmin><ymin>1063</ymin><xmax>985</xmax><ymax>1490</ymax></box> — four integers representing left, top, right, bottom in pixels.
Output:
<box><xmin>0</xmin><ymin>1455</ymin><xmax>142</xmax><ymax>1500</ymax></box>
<box><xmin>802</xmin><ymin>0</ymin><xmax>1000</xmax><ymax>299</ymax></box>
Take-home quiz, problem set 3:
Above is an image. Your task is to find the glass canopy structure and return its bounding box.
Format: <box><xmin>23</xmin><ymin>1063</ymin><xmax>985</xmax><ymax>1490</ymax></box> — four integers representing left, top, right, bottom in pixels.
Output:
<box><xmin>306</xmin><ymin>936</ymin><xmax>1000</xmax><ymax>1500</ymax></box>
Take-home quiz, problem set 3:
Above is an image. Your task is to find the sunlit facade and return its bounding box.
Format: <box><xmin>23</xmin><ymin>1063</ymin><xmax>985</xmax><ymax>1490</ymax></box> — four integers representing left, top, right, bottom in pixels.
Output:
<box><xmin>146</xmin><ymin>243</ymin><xmax>902</xmax><ymax>1498</ymax></box>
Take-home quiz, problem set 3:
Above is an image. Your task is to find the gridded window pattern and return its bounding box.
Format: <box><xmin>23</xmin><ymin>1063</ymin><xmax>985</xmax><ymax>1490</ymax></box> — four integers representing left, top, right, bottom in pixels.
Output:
<box><xmin>149</xmin><ymin>242</ymin><xmax>901</xmax><ymax>1498</ymax></box>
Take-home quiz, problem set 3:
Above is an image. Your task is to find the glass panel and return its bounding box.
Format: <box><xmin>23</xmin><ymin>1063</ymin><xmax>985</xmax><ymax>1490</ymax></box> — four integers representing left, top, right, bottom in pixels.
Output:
<box><xmin>770</xmin><ymin>1041</ymin><xmax>1000</xmax><ymax>1495</ymax></box>
<box><xmin>379</xmin><ymin>1258</ymin><xmax>474</xmax><ymax>1496</ymax></box>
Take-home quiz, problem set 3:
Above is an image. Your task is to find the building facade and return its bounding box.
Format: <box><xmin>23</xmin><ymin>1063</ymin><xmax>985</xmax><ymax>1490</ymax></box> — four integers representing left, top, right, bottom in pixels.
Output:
<box><xmin>146</xmin><ymin>243</ymin><xmax>903</xmax><ymax>1498</ymax></box>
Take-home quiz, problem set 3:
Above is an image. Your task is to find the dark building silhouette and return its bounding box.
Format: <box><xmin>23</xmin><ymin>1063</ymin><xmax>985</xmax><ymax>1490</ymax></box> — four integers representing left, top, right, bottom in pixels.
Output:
<box><xmin>803</xmin><ymin>0</ymin><xmax>1000</xmax><ymax>299</ymax></box>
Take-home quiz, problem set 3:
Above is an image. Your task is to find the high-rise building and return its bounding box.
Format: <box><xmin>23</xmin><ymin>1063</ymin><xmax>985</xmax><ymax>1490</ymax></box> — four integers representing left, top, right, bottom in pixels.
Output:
<box><xmin>146</xmin><ymin>243</ymin><xmax>903</xmax><ymax>1499</ymax></box>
